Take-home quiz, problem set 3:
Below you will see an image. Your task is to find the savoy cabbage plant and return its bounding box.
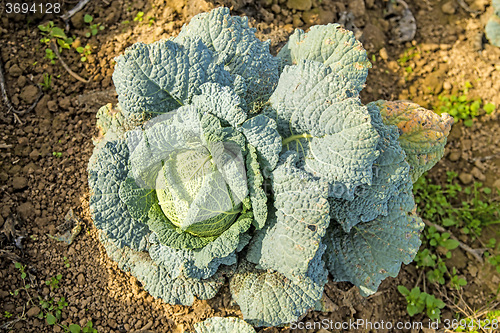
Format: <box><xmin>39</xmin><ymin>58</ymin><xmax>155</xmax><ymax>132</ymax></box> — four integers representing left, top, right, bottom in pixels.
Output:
<box><xmin>87</xmin><ymin>7</ymin><xmax>453</xmax><ymax>327</ymax></box>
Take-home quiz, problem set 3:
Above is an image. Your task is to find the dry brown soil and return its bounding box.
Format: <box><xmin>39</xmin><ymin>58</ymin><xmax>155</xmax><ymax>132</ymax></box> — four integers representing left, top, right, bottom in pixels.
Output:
<box><xmin>1</xmin><ymin>0</ymin><xmax>500</xmax><ymax>332</ymax></box>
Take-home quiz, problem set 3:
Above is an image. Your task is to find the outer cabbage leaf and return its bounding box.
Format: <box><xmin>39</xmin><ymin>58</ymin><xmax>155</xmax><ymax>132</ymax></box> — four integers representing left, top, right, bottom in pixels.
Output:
<box><xmin>240</xmin><ymin>114</ymin><xmax>281</xmax><ymax>173</ymax></box>
<box><xmin>176</xmin><ymin>7</ymin><xmax>280</xmax><ymax>109</ymax></box>
<box><xmin>87</xmin><ymin>139</ymin><xmax>150</xmax><ymax>250</ymax></box>
<box><xmin>247</xmin><ymin>152</ymin><xmax>330</xmax><ymax>281</ymax></box>
<box><xmin>486</xmin><ymin>14</ymin><xmax>500</xmax><ymax>47</ymax></box>
<box><xmin>113</xmin><ymin>37</ymin><xmax>232</xmax><ymax>120</ymax></box>
<box><xmin>230</xmin><ymin>260</ymin><xmax>327</xmax><ymax>327</ymax></box>
<box><xmin>192</xmin><ymin>212</ymin><xmax>253</xmax><ymax>268</ymax></box>
<box><xmin>245</xmin><ymin>144</ymin><xmax>267</xmax><ymax>229</ymax></box>
<box><xmin>193</xmin><ymin>317</ymin><xmax>256</xmax><ymax>333</ymax></box>
<box><xmin>100</xmin><ymin>234</ymin><xmax>230</xmax><ymax>305</ymax></box>
<box><xmin>95</xmin><ymin>104</ymin><xmax>141</xmax><ymax>143</ymax></box>
<box><xmin>148</xmin><ymin>233</ymin><xmax>236</xmax><ymax>280</ymax></box>
<box><xmin>191</xmin><ymin>82</ymin><xmax>247</xmax><ymax>127</ymax></box>
<box><xmin>328</xmin><ymin>103</ymin><xmax>413</xmax><ymax>232</ymax></box>
<box><xmin>268</xmin><ymin>60</ymin><xmax>380</xmax><ymax>196</ymax></box>
<box><xmin>324</xmin><ymin>192</ymin><xmax>424</xmax><ymax>297</ymax></box>
<box><xmin>369</xmin><ymin>100</ymin><xmax>453</xmax><ymax>183</ymax></box>
<box><xmin>277</xmin><ymin>24</ymin><xmax>371</xmax><ymax>92</ymax></box>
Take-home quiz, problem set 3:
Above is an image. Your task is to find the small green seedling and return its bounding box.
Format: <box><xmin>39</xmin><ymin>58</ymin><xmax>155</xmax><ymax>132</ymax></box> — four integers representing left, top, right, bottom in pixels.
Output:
<box><xmin>398</xmin><ymin>286</ymin><xmax>445</xmax><ymax>321</ymax></box>
<box><xmin>41</xmin><ymin>73</ymin><xmax>52</xmax><ymax>91</ymax></box>
<box><xmin>449</xmin><ymin>267</ymin><xmax>467</xmax><ymax>290</ymax></box>
<box><xmin>63</xmin><ymin>256</ymin><xmax>70</xmax><ymax>268</ymax></box>
<box><xmin>45</xmin><ymin>49</ymin><xmax>57</xmax><ymax>64</ymax></box>
<box><xmin>45</xmin><ymin>273</ymin><xmax>62</xmax><ymax>290</ymax></box>
<box><xmin>134</xmin><ymin>11</ymin><xmax>144</xmax><ymax>22</ymax></box>
<box><xmin>84</xmin><ymin>14</ymin><xmax>104</xmax><ymax>37</ymax></box>
<box><xmin>76</xmin><ymin>44</ymin><xmax>92</xmax><ymax>62</ymax></box>
<box><xmin>52</xmin><ymin>151</ymin><xmax>63</xmax><ymax>158</ymax></box>
<box><xmin>4</xmin><ymin>311</ymin><xmax>12</xmax><ymax>318</ymax></box>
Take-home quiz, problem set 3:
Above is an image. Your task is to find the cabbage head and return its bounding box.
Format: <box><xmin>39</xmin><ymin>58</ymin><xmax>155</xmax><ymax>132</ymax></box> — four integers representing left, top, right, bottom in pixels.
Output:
<box><xmin>87</xmin><ymin>7</ymin><xmax>453</xmax><ymax>327</ymax></box>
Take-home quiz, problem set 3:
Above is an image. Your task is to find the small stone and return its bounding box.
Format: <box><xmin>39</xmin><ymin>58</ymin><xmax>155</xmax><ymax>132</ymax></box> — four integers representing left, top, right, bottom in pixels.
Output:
<box><xmin>71</xmin><ymin>11</ymin><xmax>85</xmax><ymax>29</ymax></box>
<box><xmin>17</xmin><ymin>76</ymin><xmax>27</xmax><ymax>88</ymax></box>
<box><xmin>443</xmin><ymin>81</ymin><xmax>452</xmax><ymax>90</ymax></box>
<box><xmin>12</xmin><ymin>176</ymin><xmax>28</xmax><ymax>190</ymax></box>
<box><xmin>27</xmin><ymin>306</ymin><xmax>40</xmax><ymax>317</ymax></box>
<box><xmin>493</xmin><ymin>179</ymin><xmax>500</xmax><ymax>191</ymax></box>
<box><xmin>441</xmin><ymin>1</ymin><xmax>456</xmax><ymax>15</ymax></box>
<box><xmin>471</xmin><ymin>167</ymin><xmax>485</xmax><ymax>181</ymax></box>
<box><xmin>47</xmin><ymin>100</ymin><xmax>58</xmax><ymax>112</ymax></box>
<box><xmin>8</xmin><ymin>64</ymin><xmax>22</xmax><ymax>77</ymax></box>
<box><xmin>348</xmin><ymin>0</ymin><xmax>366</xmax><ymax>17</ymax></box>
<box><xmin>302</xmin><ymin>8</ymin><xmax>320</xmax><ymax>25</ymax></box>
<box><xmin>19</xmin><ymin>85</ymin><xmax>39</xmax><ymax>104</ymax></box>
<box><xmin>292</xmin><ymin>14</ymin><xmax>303</xmax><ymax>27</ymax></box>
<box><xmin>271</xmin><ymin>4</ymin><xmax>281</xmax><ymax>13</ymax></box>
<box><xmin>448</xmin><ymin>151</ymin><xmax>461</xmax><ymax>161</ymax></box>
<box><xmin>458</xmin><ymin>172</ymin><xmax>473</xmax><ymax>185</ymax></box>
<box><xmin>77</xmin><ymin>273</ymin><xmax>85</xmax><ymax>285</ymax></box>
<box><xmin>29</xmin><ymin>149</ymin><xmax>40</xmax><ymax>161</ymax></box>
<box><xmin>287</xmin><ymin>0</ymin><xmax>312</xmax><ymax>11</ymax></box>
<box><xmin>379</xmin><ymin>47</ymin><xmax>389</xmax><ymax>60</ymax></box>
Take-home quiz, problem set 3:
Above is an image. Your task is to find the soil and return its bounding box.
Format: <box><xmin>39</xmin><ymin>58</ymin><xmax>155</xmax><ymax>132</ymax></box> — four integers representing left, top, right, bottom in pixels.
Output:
<box><xmin>1</xmin><ymin>0</ymin><xmax>500</xmax><ymax>332</ymax></box>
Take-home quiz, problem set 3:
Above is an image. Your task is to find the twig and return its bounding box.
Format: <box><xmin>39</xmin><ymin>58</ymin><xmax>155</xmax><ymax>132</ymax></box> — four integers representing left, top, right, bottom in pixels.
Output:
<box><xmin>470</xmin><ymin>152</ymin><xmax>500</xmax><ymax>162</ymax></box>
<box><xmin>51</xmin><ymin>41</ymin><xmax>89</xmax><ymax>83</ymax></box>
<box><xmin>60</xmin><ymin>0</ymin><xmax>91</xmax><ymax>21</ymax></box>
<box><xmin>457</xmin><ymin>0</ymin><xmax>481</xmax><ymax>16</ymax></box>
<box><xmin>0</xmin><ymin>58</ymin><xmax>43</xmax><ymax>116</ymax></box>
<box><xmin>0</xmin><ymin>143</ymin><xmax>13</xmax><ymax>148</ymax></box>
<box><xmin>422</xmin><ymin>219</ymin><xmax>486</xmax><ymax>263</ymax></box>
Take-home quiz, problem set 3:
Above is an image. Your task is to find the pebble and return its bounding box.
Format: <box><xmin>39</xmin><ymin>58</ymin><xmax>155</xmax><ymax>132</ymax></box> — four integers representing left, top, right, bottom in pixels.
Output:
<box><xmin>493</xmin><ymin>179</ymin><xmax>500</xmax><ymax>191</ymax></box>
<box><xmin>348</xmin><ymin>0</ymin><xmax>366</xmax><ymax>17</ymax></box>
<box><xmin>287</xmin><ymin>0</ymin><xmax>311</xmax><ymax>11</ymax></box>
<box><xmin>27</xmin><ymin>306</ymin><xmax>40</xmax><ymax>317</ymax></box>
<box><xmin>8</xmin><ymin>64</ymin><xmax>22</xmax><ymax>77</ymax></box>
<box><xmin>77</xmin><ymin>273</ymin><xmax>85</xmax><ymax>285</ymax></box>
<box><xmin>443</xmin><ymin>81</ymin><xmax>452</xmax><ymax>90</ymax></box>
<box><xmin>16</xmin><ymin>76</ymin><xmax>27</xmax><ymax>88</ymax></box>
<box><xmin>441</xmin><ymin>1</ymin><xmax>456</xmax><ymax>15</ymax></box>
<box><xmin>458</xmin><ymin>172</ymin><xmax>473</xmax><ymax>185</ymax></box>
<box><xmin>471</xmin><ymin>167</ymin><xmax>485</xmax><ymax>181</ymax></box>
<box><xmin>271</xmin><ymin>3</ymin><xmax>281</xmax><ymax>14</ymax></box>
<box><xmin>379</xmin><ymin>47</ymin><xmax>389</xmax><ymax>60</ymax></box>
<box><xmin>448</xmin><ymin>151</ymin><xmax>461</xmax><ymax>161</ymax></box>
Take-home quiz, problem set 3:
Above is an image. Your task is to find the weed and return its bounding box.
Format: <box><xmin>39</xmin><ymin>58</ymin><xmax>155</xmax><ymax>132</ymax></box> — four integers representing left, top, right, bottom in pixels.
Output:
<box><xmin>397</xmin><ymin>46</ymin><xmax>419</xmax><ymax>66</ymax></box>
<box><xmin>398</xmin><ymin>286</ymin><xmax>445</xmax><ymax>321</ymax></box>
<box><xmin>147</xmin><ymin>16</ymin><xmax>156</xmax><ymax>26</ymax></box>
<box><xmin>434</xmin><ymin>82</ymin><xmax>497</xmax><ymax>126</ymax></box>
<box><xmin>38</xmin><ymin>21</ymin><xmax>74</xmax><ymax>60</ymax></box>
<box><xmin>76</xmin><ymin>44</ymin><xmax>92</xmax><ymax>62</ymax></box>
<box><xmin>4</xmin><ymin>311</ymin><xmax>12</xmax><ymax>318</ymax></box>
<box><xmin>414</xmin><ymin>171</ymin><xmax>500</xmax><ymax>239</ymax></box>
<box><xmin>52</xmin><ymin>151</ymin><xmax>63</xmax><ymax>158</ymax></box>
<box><xmin>84</xmin><ymin>14</ymin><xmax>104</xmax><ymax>37</ymax></box>
<box><xmin>134</xmin><ymin>11</ymin><xmax>144</xmax><ymax>22</ymax></box>
<box><xmin>63</xmin><ymin>256</ymin><xmax>70</xmax><ymax>268</ymax></box>
<box><xmin>41</xmin><ymin>73</ymin><xmax>52</xmax><ymax>91</ymax></box>
<box><xmin>45</xmin><ymin>48</ymin><xmax>57</xmax><ymax>64</ymax></box>
<box><xmin>45</xmin><ymin>274</ymin><xmax>62</xmax><ymax>290</ymax></box>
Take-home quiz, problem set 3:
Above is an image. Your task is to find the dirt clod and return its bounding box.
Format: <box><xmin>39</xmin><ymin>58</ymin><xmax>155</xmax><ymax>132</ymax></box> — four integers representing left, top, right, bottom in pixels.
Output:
<box><xmin>27</xmin><ymin>306</ymin><xmax>40</xmax><ymax>317</ymax></box>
